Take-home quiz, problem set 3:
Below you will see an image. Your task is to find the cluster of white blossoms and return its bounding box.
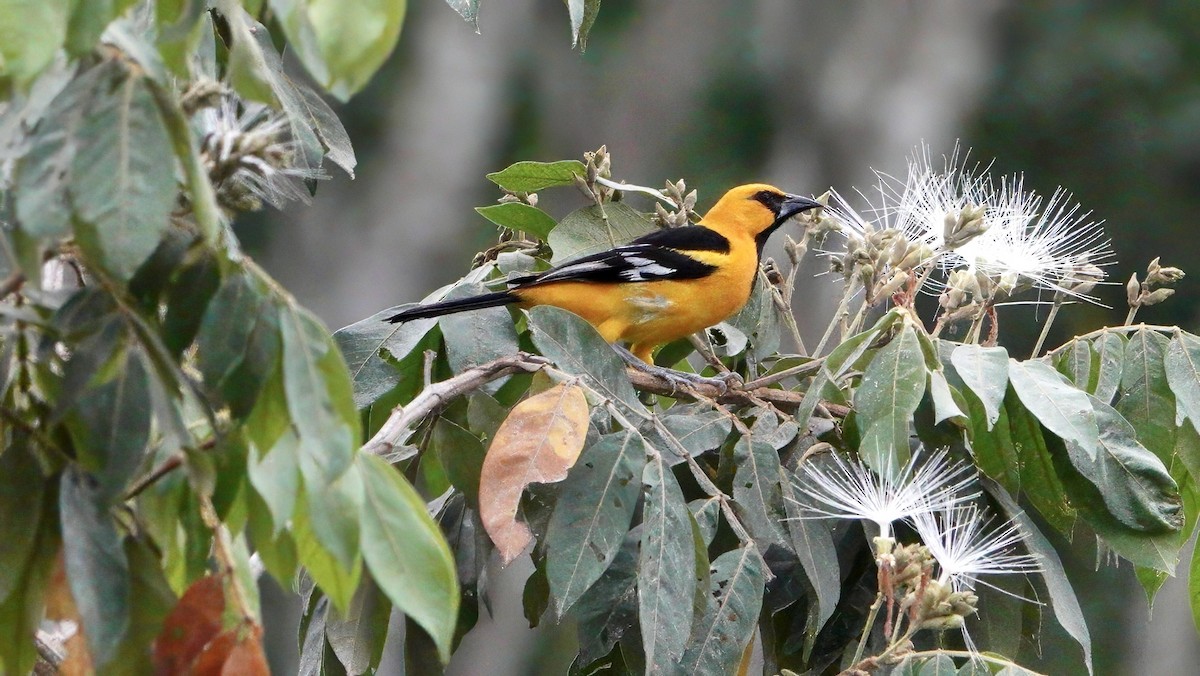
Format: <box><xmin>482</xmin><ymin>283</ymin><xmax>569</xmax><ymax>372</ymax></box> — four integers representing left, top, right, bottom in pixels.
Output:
<box><xmin>829</xmin><ymin>143</ymin><xmax>1114</xmax><ymax>304</ymax></box>
<box><xmin>790</xmin><ymin>446</ymin><xmax>1043</xmax><ymax>656</ymax></box>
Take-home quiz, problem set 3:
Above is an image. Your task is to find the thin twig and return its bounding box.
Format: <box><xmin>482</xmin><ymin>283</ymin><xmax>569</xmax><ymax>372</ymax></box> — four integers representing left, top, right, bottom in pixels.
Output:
<box><xmin>198</xmin><ymin>493</ymin><xmax>256</xmax><ymax>626</ymax></box>
<box><xmin>623</xmin><ymin>368</ymin><xmax>850</xmax><ymax>420</ymax></box>
<box><xmin>743</xmin><ymin>356</ymin><xmax>825</xmax><ymax>390</ymax></box>
<box><xmin>814</xmin><ymin>280</ymin><xmax>857</xmax><ymax>357</ymax></box>
<box><xmin>123</xmin><ymin>453</ymin><xmax>185</xmax><ymax>501</ymax></box>
<box><xmin>1028</xmin><ymin>297</ymin><xmax>1067</xmax><ymax>356</ymax></box>
<box><xmin>34</xmin><ymin>630</ymin><xmax>64</xmax><ymax>673</ymax></box>
<box><xmin>362</xmin><ymin>352</ymin><xmax>552</xmax><ymax>457</ymax></box>
<box><xmin>0</xmin><ymin>271</ymin><xmax>25</xmax><ymax>300</ymax></box>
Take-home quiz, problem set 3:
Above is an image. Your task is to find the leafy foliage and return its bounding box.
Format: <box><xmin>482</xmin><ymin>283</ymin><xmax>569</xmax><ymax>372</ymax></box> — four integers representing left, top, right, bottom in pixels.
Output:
<box><xmin>0</xmin><ymin>0</ymin><xmax>604</xmax><ymax>672</ymax></box>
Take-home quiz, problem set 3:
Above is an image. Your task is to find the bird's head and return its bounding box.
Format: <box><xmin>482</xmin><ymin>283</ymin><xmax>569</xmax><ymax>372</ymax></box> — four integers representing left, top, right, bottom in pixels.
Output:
<box><xmin>702</xmin><ymin>183</ymin><xmax>823</xmax><ymax>251</ymax></box>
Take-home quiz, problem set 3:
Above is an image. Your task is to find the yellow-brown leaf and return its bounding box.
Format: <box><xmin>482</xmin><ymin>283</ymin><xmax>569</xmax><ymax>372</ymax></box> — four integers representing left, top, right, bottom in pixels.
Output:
<box><xmin>479</xmin><ymin>382</ymin><xmax>589</xmax><ymax>563</ymax></box>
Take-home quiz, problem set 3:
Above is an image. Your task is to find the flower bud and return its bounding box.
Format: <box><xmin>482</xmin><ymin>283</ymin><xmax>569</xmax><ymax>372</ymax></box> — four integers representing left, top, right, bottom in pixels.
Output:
<box><xmin>1142</xmin><ymin>288</ymin><xmax>1176</xmax><ymax>306</ymax></box>
<box><xmin>1065</xmin><ymin>263</ymin><xmax>1104</xmax><ymax>296</ymax></box>
<box><xmin>1127</xmin><ymin>273</ymin><xmax>1141</xmax><ymax>307</ymax></box>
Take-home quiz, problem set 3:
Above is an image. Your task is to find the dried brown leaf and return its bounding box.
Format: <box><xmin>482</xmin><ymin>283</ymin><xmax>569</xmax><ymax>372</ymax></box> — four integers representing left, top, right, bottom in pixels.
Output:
<box><xmin>479</xmin><ymin>382</ymin><xmax>589</xmax><ymax>563</ymax></box>
<box><xmin>152</xmin><ymin>575</ymin><xmax>225</xmax><ymax>675</ymax></box>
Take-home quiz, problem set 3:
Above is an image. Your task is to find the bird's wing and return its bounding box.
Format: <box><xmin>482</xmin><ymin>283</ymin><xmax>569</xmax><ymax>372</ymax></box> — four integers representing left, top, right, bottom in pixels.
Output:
<box><xmin>508</xmin><ymin>227</ymin><xmax>729</xmax><ymax>287</ymax></box>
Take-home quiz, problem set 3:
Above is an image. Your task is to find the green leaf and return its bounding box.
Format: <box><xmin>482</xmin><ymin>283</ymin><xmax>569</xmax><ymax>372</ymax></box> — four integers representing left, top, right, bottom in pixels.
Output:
<box><xmin>1008</xmin><ymin>359</ymin><xmax>1100</xmax><ymax>461</ymax></box>
<box><xmin>293</xmin><ymin>81</ymin><xmax>357</xmax><ymax>177</ymax></box>
<box><xmin>14</xmin><ymin>62</ymin><xmax>107</xmax><ymax>241</ymax></box>
<box><xmin>1116</xmin><ymin>328</ymin><xmax>1175</xmax><ymax>464</ymax></box>
<box><xmin>677</xmin><ymin>546</ymin><xmax>765</xmax><ymax>675</ymax></box>
<box><xmin>225</xmin><ymin>5</ymin><xmax>282</xmax><ymax>104</ymax></box>
<box><xmin>985</xmin><ymin>478</ymin><xmax>1092</xmax><ymax>675</ymax></box>
<box><xmin>548</xmin><ymin>202</ymin><xmax>656</xmax><ymax>264</ymax></box>
<box><xmin>0</xmin><ymin>0</ymin><xmax>69</xmax><ymax>87</ymax></box>
<box><xmin>663</xmin><ymin>404</ymin><xmax>734</xmax><ymax>451</ymax></box>
<box><xmin>793</xmin><ymin>308</ymin><xmax>902</xmax><ymax>430</ymax></box>
<box><xmin>546</xmin><ymin>430</ymin><xmax>644</xmax><ymax>618</ymax></box>
<box><xmin>440</xmin><ymin>281</ymin><xmax>521</xmax><ymax>388</ymax></box>
<box><xmin>854</xmin><ymin>324</ymin><xmax>925</xmax><ymax>476</ymax></box>
<box><xmin>326</xmin><ymin>577</ymin><xmax>392</xmax><ymax>675</ymax></box>
<box><xmin>780</xmin><ymin>456</ymin><xmax>840</xmax><ymax>635</ymax></box>
<box><xmin>280</xmin><ymin>302</ymin><xmax>360</xmax><ymax>483</ymax></box>
<box><xmin>965</xmin><ymin>393</ymin><xmax>1019</xmax><ymax>491</ymax></box>
<box><xmin>528</xmin><ymin>305</ymin><xmax>642</xmax><ymax>411</ymax></box>
<box><xmin>570</xmin><ymin>0</ymin><xmax>602</xmax><ymax>50</ymax></box>
<box><xmin>279</xmin><ymin>300</ymin><xmax>363</xmax><ymax>575</ymax></box>
<box><xmin>732</xmin><ymin>435</ymin><xmax>787</xmax><ymax>548</ymax></box>
<box><xmin>67</xmin><ymin>0</ymin><xmax>137</xmax><ymax>57</ymax></box>
<box><xmin>109</xmin><ymin>534</ymin><xmax>177</xmax><ymax>676</ymax></box>
<box><xmin>486</xmin><ymin>159</ymin><xmax>586</xmax><ymax>193</ymax></box>
<box><xmin>1004</xmin><ymin>389</ymin><xmax>1076</xmax><ymax>534</ymax></box>
<box><xmin>638</xmin><ymin>450</ymin><xmax>696</xmax><ymax>670</ymax></box>
<box><xmin>431</xmin><ymin>417</ymin><xmax>486</xmax><ymax>505</ymax></box>
<box><xmin>928</xmin><ymin>369</ymin><xmax>965</xmax><ymax>424</ymax></box>
<box><xmin>444</xmin><ymin>0</ymin><xmax>479</xmax><ymax>29</ymax></box>
<box><xmin>63</xmin><ymin>346</ymin><xmax>152</xmax><ymax>503</ymax></box>
<box><xmin>297</xmin><ymin>594</ymin><xmax>348</xmax><ymax>676</ymax></box>
<box><xmin>1048</xmin><ymin>428</ymin><xmax>1180</xmax><ymax>571</ymax></box>
<box><xmin>574</xmin><ymin>528</ymin><xmax>639</xmax><ymax>666</ymax></box>
<box><xmin>950</xmin><ymin>344</ymin><xmax>1009</xmax><ymax>430</ymax></box>
<box><xmin>162</xmin><ymin>248</ymin><xmax>222</xmax><ymax>357</ymax></box>
<box><xmin>689</xmin><ymin>497</ymin><xmax>721</xmax><ymax>546</ymax></box>
<box><xmin>197</xmin><ymin>270</ymin><xmax>282</xmax><ymax>418</ymax></box>
<box><xmin>334</xmin><ymin>306</ymin><xmax>438</xmax><ymax>410</ymax></box>
<box><xmin>270</xmin><ymin>0</ymin><xmax>407</xmax><ymax>100</ymax></box>
<box><xmin>1093</xmin><ymin>332</ymin><xmax>1126</xmax><ymax>404</ymax></box>
<box><xmin>60</xmin><ymin>467</ymin><xmax>130</xmax><ymax>670</ymax></box>
<box><xmin>1166</xmin><ymin>331</ymin><xmax>1200</xmax><ymax>434</ymax></box>
<box><xmin>0</xmin><ymin>439</ymin><xmax>45</xmax><ymax>603</ymax></box>
<box><xmin>155</xmin><ymin>0</ymin><xmax>209</xmax><ymax>78</ymax></box>
<box><xmin>71</xmin><ymin>65</ymin><xmax>176</xmax><ymax>281</ymax></box>
<box><xmin>1054</xmin><ymin>340</ymin><xmax>1097</xmax><ymax>393</ymax></box>
<box><xmin>294</xmin><ymin>489</ymin><xmax>362</xmax><ymax>615</ymax></box>
<box><xmin>1191</xmin><ymin>526</ymin><xmax>1200</xmax><ymax>635</ymax></box>
<box><xmin>475</xmin><ymin>202</ymin><xmax>559</xmax><ymax>240</ymax></box>
<box><xmin>0</xmin><ymin>484</ymin><xmax>58</xmax><ymax>676</ymax></box>
<box><xmin>1074</xmin><ymin>395</ymin><xmax>1180</xmax><ymax>533</ymax></box>
<box><xmin>358</xmin><ymin>453</ymin><xmax>459</xmax><ymax>663</ymax></box>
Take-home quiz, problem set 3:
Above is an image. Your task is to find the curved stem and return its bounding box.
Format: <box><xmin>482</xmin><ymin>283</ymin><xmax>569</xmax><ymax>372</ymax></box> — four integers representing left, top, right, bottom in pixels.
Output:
<box><xmin>851</xmin><ymin>592</ymin><xmax>885</xmax><ymax>665</ymax></box>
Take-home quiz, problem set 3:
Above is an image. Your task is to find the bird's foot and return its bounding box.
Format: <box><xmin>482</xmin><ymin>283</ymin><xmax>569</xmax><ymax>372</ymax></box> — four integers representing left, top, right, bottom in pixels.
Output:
<box><xmin>613</xmin><ymin>345</ymin><xmax>740</xmax><ymax>395</ymax></box>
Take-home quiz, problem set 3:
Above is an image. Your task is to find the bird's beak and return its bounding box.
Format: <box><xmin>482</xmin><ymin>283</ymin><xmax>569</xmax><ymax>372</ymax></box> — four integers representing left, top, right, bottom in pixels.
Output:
<box><xmin>779</xmin><ymin>194</ymin><xmax>823</xmax><ymax>220</ymax></box>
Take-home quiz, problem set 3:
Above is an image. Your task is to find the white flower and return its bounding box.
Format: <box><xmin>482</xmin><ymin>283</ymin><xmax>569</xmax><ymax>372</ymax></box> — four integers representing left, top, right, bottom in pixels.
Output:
<box><xmin>954</xmin><ymin>178</ymin><xmax>1113</xmax><ymax>301</ymax></box>
<box><xmin>912</xmin><ymin>503</ymin><xmax>1042</xmax><ymax>593</ymax></box>
<box><xmin>790</xmin><ymin>448</ymin><xmax>979</xmax><ymax>541</ymax></box>
<box><xmin>828</xmin><ymin>143</ymin><xmax>1114</xmax><ymax>302</ymax></box>
<box><xmin>197</xmin><ymin>98</ymin><xmax>325</xmax><ymax>210</ymax></box>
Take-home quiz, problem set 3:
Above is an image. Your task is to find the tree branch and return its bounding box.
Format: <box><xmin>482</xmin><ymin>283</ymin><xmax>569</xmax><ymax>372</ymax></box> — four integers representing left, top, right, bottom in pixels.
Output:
<box><xmin>362</xmin><ymin>352</ymin><xmax>553</xmax><ymax>458</ymax></box>
<box><xmin>624</xmin><ymin>368</ymin><xmax>850</xmax><ymax>419</ymax></box>
<box><xmin>0</xmin><ymin>271</ymin><xmax>25</xmax><ymax>300</ymax></box>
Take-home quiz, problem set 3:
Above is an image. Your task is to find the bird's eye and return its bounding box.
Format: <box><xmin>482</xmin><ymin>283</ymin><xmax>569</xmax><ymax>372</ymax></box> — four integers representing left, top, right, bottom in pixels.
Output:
<box><xmin>752</xmin><ymin>190</ymin><xmax>785</xmax><ymax>214</ymax></box>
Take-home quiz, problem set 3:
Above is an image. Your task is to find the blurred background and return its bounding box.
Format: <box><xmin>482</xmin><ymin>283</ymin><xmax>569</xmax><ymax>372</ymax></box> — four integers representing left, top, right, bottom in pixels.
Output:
<box><xmin>246</xmin><ymin>1</ymin><xmax>1200</xmax><ymax>673</ymax></box>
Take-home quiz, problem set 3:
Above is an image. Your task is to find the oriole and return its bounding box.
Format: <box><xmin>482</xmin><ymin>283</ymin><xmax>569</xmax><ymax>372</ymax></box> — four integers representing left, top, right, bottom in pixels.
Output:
<box><xmin>388</xmin><ymin>183</ymin><xmax>821</xmax><ymax>366</ymax></box>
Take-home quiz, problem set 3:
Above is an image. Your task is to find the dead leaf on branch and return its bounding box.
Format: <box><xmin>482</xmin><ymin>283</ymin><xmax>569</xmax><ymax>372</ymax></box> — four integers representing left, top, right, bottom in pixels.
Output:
<box><xmin>152</xmin><ymin>574</ymin><xmax>225</xmax><ymax>674</ymax></box>
<box><xmin>479</xmin><ymin>381</ymin><xmax>589</xmax><ymax>563</ymax></box>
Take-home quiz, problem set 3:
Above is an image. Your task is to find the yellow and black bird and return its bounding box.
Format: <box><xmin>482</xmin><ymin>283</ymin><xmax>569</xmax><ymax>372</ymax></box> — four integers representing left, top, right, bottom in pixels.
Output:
<box><xmin>388</xmin><ymin>183</ymin><xmax>820</xmax><ymax>373</ymax></box>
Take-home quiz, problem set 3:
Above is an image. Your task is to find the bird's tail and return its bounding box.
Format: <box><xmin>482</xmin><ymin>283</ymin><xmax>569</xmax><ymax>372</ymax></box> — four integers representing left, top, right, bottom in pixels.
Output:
<box><xmin>386</xmin><ymin>291</ymin><xmax>519</xmax><ymax>323</ymax></box>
